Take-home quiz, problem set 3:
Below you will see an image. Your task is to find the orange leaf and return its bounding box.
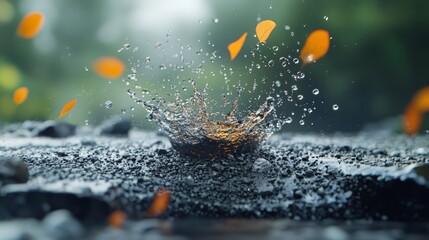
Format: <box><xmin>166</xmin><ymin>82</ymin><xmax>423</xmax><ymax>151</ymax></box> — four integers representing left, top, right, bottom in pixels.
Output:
<box><xmin>58</xmin><ymin>99</ymin><xmax>76</xmax><ymax>119</ymax></box>
<box><xmin>145</xmin><ymin>189</ymin><xmax>171</xmax><ymax>217</ymax></box>
<box><xmin>411</xmin><ymin>86</ymin><xmax>429</xmax><ymax>112</ymax></box>
<box><xmin>300</xmin><ymin>29</ymin><xmax>330</xmax><ymax>64</ymax></box>
<box><xmin>256</xmin><ymin>20</ymin><xmax>276</xmax><ymax>43</ymax></box>
<box><xmin>403</xmin><ymin>104</ymin><xmax>421</xmax><ymax>136</ymax></box>
<box><xmin>13</xmin><ymin>87</ymin><xmax>29</xmax><ymax>105</ymax></box>
<box><xmin>17</xmin><ymin>12</ymin><xmax>44</xmax><ymax>39</ymax></box>
<box><xmin>108</xmin><ymin>210</ymin><xmax>126</xmax><ymax>229</ymax></box>
<box><xmin>228</xmin><ymin>32</ymin><xmax>247</xmax><ymax>61</ymax></box>
<box><xmin>93</xmin><ymin>57</ymin><xmax>125</xmax><ymax>79</ymax></box>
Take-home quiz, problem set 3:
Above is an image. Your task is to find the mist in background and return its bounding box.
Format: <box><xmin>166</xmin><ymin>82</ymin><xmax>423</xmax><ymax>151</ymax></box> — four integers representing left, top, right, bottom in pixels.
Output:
<box><xmin>1</xmin><ymin>0</ymin><xmax>428</xmax><ymax>133</ymax></box>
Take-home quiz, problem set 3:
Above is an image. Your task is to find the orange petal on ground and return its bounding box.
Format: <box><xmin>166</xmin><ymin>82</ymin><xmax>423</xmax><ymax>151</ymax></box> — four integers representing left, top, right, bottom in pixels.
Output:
<box><xmin>93</xmin><ymin>57</ymin><xmax>125</xmax><ymax>79</ymax></box>
<box><xmin>13</xmin><ymin>87</ymin><xmax>29</xmax><ymax>105</ymax></box>
<box><xmin>145</xmin><ymin>189</ymin><xmax>171</xmax><ymax>217</ymax></box>
<box><xmin>403</xmin><ymin>104</ymin><xmax>422</xmax><ymax>136</ymax></box>
<box><xmin>411</xmin><ymin>86</ymin><xmax>429</xmax><ymax>112</ymax></box>
<box><xmin>300</xmin><ymin>29</ymin><xmax>330</xmax><ymax>64</ymax></box>
<box><xmin>58</xmin><ymin>99</ymin><xmax>77</xmax><ymax>119</ymax></box>
<box><xmin>228</xmin><ymin>32</ymin><xmax>247</xmax><ymax>61</ymax></box>
<box><xmin>256</xmin><ymin>20</ymin><xmax>276</xmax><ymax>43</ymax></box>
<box><xmin>17</xmin><ymin>12</ymin><xmax>44</xmax><ymax>39</ymax></box>
<box><xmin>108</xmin><ymin>210</ymin><xmax>126</xmax><ymax>229</ymax></box>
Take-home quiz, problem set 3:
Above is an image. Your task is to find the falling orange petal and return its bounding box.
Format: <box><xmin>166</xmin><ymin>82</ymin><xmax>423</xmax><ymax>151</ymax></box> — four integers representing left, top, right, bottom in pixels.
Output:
<box><xmin>411</xmin><ymin>86</ymin><xmax>429</xmax><ymax>112</ymax></box>
<box><xmin>17</xmin><ymin>12</ymin><xmax>44</xmax><ymax>39</ymax></box>
<box><xmin>145</xmin><ymin>189</ymin><xmax>171</xmax><ymax>217</ymax></box>
<box><xmin>93</xmin><ymin>57</ymin><xmax>125</xmax><ymax>79</ymax></box>
<box><xmin>108</xmin><ymin>210</ymin><xmax>126</xmax><ymax>229</ymax></box>
<box><xmin>256</xmin><ymin>20</ymin><xmax>276</xmax><ymax>43</ymax></box>
<box><xmin>58</xmin><ymin>99</ymin><xmax>76</xmax><ymax>119</ymax></box>
<box><xmin>300</xmin><ymin>29</ymin><xmax>330</xmax><ymax>64</ymax></box>
<box><xmin>13</xmin><ymin>87</ymin><xmax>29</xmax><ymax>105</ymax></box>
<box><xmin>228</xmin><ymin>32</ymin><xmax>247</xmax><ymax>61</ymax></box>
<box><xmin>403</xmin><ymin>104</ymin><xmax>421</xmax><ymax>136</ymax></box>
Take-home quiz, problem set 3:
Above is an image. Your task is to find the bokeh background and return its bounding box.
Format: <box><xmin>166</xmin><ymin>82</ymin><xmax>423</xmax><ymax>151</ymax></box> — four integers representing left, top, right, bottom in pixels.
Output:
<box><xmin>1</xmin><ymin>0</ymin><xmax>428</xmax><ymax>133</ymax></box>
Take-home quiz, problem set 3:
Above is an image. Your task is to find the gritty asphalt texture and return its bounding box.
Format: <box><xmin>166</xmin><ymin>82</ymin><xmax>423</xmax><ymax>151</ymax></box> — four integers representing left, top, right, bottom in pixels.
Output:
<box><xmin>1</xmin><ymin>120</ymin><xmax>429</xmax><ymax>239</ymax></box>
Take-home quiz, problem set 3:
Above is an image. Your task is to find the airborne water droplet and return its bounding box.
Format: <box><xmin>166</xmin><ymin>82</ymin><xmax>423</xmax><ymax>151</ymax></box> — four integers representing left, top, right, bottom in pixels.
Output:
<box><xmin>332</xmin><ymin>104</ymin><xmax>339</xmax><ymax>111</ymax></box>
<box><xmin>105</xmin><ymin>100</ymin><xmax>113</xmax><ymax>108</ymax></box>
<box><xmin>291</xmin><ymin>85</ymin><xmax>298</xmax><ymax>91</ymax></box>
<box><xmin>268</xmin><ymin>60</ymin><xmax>274</xmax><ymax>67</ymax></box>
<box><xmin>285</xmin><ymin>117</ymin><xmax>292</xmax><ymax>123</ymax></box>
<box><xmin>299</xmin><ymin>119</ymin><xmax>305</xmax><ymax>125</ymax></box>
<box><xmin>272</xmin><ymin>46</ymin><xmax>279</xmax><ymax>52</ymax></box>
<box><xmin>285</xmin><ymin>25</ymin><xmax>291</xmax><ymax>31</ymax></box>
<box><xmin>213</xmin><ymin>18</ymin><xmax>219</xmax><ymax>23</ymax></box>
<box><xmin>297</xmin><ymin>95</ymin><xmax>304</xmax><ymax>100</ymax></box>
<box><xmin>312</xmin><ymin>88</ymin><xmax>319</xmax><ymax>95</ymax></box>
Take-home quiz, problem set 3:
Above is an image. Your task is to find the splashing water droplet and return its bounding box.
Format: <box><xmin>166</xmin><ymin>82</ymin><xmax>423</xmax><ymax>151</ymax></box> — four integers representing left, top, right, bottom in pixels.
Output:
<box><xmin>105</xmin><ymin>101</ymin><xmax>113</xmax><ymax>108</ymax></box>
<box><xmin>297</xmin><ymin>95</ymin><xmax>304</xmax><ymax>100</ymax></box>
<box><xmin>285</xmin><ymin>117</ymin><xmax>292</xmax><ymax>123</ymax></box>
<box><xmin>332</xmin><ymin>104</ymin><xmax>339</xmax><ymax>111</ymax></box>
<box><xmin>312</xmin><ymin>88</ymin><xmax>319</xmax><ymax>95</ymax></box>
<box><xmin>291</xmin><ymin>85</ymin><xmax>298</xmax><ymax>91</ymax></box>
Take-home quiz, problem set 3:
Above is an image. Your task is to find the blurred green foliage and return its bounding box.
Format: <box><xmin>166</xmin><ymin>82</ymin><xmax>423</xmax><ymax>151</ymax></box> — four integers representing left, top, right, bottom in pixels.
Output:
<box><xmin>0</xmin><ymin>0</ymin><xmax>428</xmax><ymax>132</ymax></box>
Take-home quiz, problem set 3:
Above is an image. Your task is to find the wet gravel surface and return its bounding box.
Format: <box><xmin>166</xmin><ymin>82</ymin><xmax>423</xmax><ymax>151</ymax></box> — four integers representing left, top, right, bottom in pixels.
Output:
<box><xmin>1</xmin><ymin>121</ymin><xmax>429</xmax><ymax>239</ymax></box>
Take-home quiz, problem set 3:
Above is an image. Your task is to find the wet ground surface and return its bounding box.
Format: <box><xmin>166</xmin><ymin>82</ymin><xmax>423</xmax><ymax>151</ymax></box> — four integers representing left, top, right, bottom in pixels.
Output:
<box><xmin>1</xmin><ymin>120</ymin><xmax>429</xmax><ymax>239</ymax></box>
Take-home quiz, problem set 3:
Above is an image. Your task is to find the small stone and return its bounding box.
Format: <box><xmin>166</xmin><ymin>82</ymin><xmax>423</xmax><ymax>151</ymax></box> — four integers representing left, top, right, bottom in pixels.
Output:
<box><xmin>33</xmin><ymin>121</ymin><xmax>76</xmax><ymax>138</ymax></box>
<box><xmin>322</xmin><ymin>226</ymin><xmax>348</xmax><ymax>240</ymax></box>
<box><xmin>98</xmin><ymin>117</ymin><xmax>132</xmax><ymax>136</ymax></box>
<box><xmin>0</xmin><ymin>157</ymin><xmax>29</xmax><ymax>186</ymax></box>
<box><xmin>252</xmin><ymin>158</ymin><xmax>272</xmax><ymax>173</ymax></box>
<box><xmin>43</xmin><ymin>210</ymin><xmax>84</xmax><ymax>240</ymax></box>
<box><xmin>81</xmin><ymin>139</ymin><xmax>96</xmax><ymax>146</ymax></box>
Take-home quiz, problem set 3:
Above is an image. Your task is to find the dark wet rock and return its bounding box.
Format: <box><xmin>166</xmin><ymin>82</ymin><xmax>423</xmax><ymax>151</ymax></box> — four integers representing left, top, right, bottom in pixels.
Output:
<box><xmin>0</xmin><ymin>187</ymin><xmax>111</xmax><ymax>222</ymax></box>
<box><xmin>43</xmin><ymin>210</ymin><xmax>84</xmax><ymax>240</ymax></box>
<box><xmin>0</xmin><ymin>157</ymin><xmax>29</xmax><ymax>187</ymax></box>
<box><xmin>98</xmin><ymin>116</ymin><xmax>132</xmax><ymax>136</ymax></box>
<box><xmin>33</xmin><ymin>121</ymin><xmax>76</xmax><ymax>138</ymax></box>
